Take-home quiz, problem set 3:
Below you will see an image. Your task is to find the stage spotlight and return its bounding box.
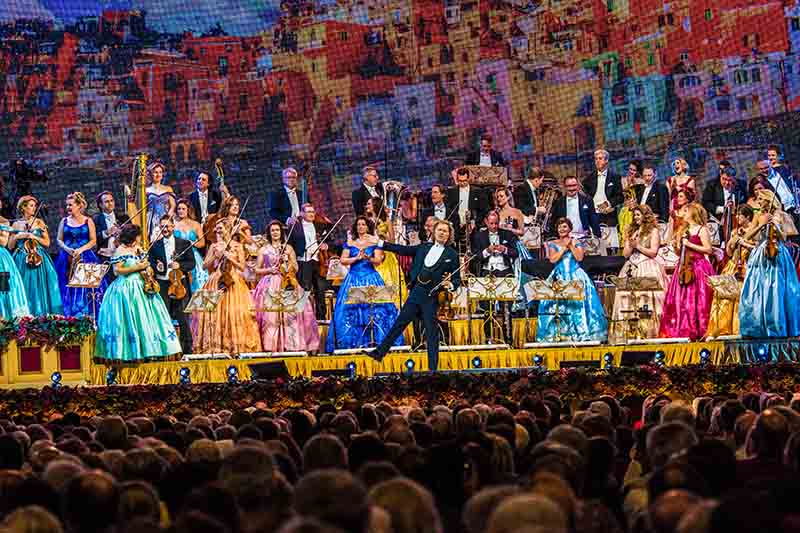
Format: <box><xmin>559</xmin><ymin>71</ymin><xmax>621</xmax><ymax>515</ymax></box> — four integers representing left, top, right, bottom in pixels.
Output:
<box><xmin>179</xmin><ymin>367</ymin><xmax>191</xmax><ymax>385</ymax></box>
<box><xmin>106</xmin><ymin>368</ymin><xmax>117</xmax><ymax>386</ymax></box>
<box><xmin>699</xmin><ymin>348</ymin><xmax>711</xmax><ymax>365</ymax></box>
<box><xmin>603</xmin><ymin>352</ymin><xmax>614</xmax><ymax>369</ymax></box>
<box><xmin>471</xmin><ymin>356</ymin><xmax>482</xmax><ymax>368</ymax></box>
<box><xmin>654</xmin><ymin>351</ymin><xmax>665</xmax><ymax>366</ymax></box>
<box><xmin>757</xmin><ymin>345</ymin><xmax>769</xmax><ymax>363</ymax></box>
<box><xmin>346</xmin><ymin>361</ymin><xmax>357</xmax><ymax>378</ymax></box>
<box><xmin>227</xmin><ymin>365</ymin><xmax>239</xmax><ymax>384</ymax></box>
<box><xmin>51</xmin><ymin>371</ymin><xmax>62</xmax><ymax>388</ymax></box>
<box><xmin>404</xmin><ymin>358</ymin><xmax>415</xmax><ymax>372</ymax></box>
<box><xmin>533</xmin><ymin>354</ymin><xmax>544</xmax><ymax>368</ymax></box>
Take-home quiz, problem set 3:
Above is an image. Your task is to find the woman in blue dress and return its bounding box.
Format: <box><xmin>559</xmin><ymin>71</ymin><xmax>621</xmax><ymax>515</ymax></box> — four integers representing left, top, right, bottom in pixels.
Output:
<box><xmin>174</xmin><ymin>198</ymin><xmax>208</xmax><ymax>292</ymax></box>
<box><xmin>326</xmin><ymin>216</ymin><xmax>403</xmax><ymax>352</ymax></box>
<box><xmin>0</xmin><ymin>206</ymin><xmax>30</xmax><ymax>319</ymax></box>
<box><xmin>739</xmin><ymin>190</ymin><xmax>800</xmax><ymax>338</ymax></box>
<box><xmin>54</xmin><ymin>192</ymin><xmax>108</xmax><ymax>318</ymax></box>
<box><xmin>146</xmin><ymin>162</ymin><xmax>176</xmax><ymax>244</ymax></box>
<box><xmin>9</xmin><ymin>195</ymin><xmax>63</xmax><ymax>316</ymax></box>
<box><xmin>536</xmin><ymin>217</ymin><xmax>608</xmax><ymax>342</ymax></box>
<box><xmin>95</xmin><ymin>224</ymin><xmax>181</xmax><ymax>361</ymax></box>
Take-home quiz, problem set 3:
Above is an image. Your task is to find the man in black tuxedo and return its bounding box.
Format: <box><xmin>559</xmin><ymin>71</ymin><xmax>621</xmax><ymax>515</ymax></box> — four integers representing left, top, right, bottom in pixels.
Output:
<box><xmin>150</xmin><ymin>215</ymin><xmax>196</xmax><ymax>354</ymax></box>
<box><xmin>465</xmin><ymin>134</ymin><xmax>507</xmax><ymax>167</ymax></box>
<box><xmin>472</xmin><ymin>212</ymin><xmax>518</xmax><ymax>343</ymax></box>
<box><xmin>420</xmin><ymin>183</ymin><xmax>459</xmax><ymax>241</ymax></box>
<box><xmin>268</xmin><ymin>167</ymin><xmax>302</xmax><ymax>224</ymax></box>
<box><xmin>369</xmin><ymin>220</ymin><xmax>461</xmax><ymax>371</ymax></box>
<box><xmin>583</xmin><ymin>149</ymin><xmax>623</xmax><ymax>230</ymax></box>
<box><xmin>549</xmin><ymin>176</ymin><xmax>601</xmax><ymax>238</ymax></box>
<box><xmin>352</xmin><ymin>166</ymin><xmax>384</xmax><ymax>216</ymax></box>
<box><xmin>188</xmin><ymin>172</ymin><xmax>223</xmax><ymax>225</ymax></box>
<box><xmin>513</xmin><ymin>167</ymin><xmax>548</xmax><ymax>218</ymax></box>
<box><xmin>634</xmin><ymin>165</ymin><xmax>670</xmax><ymax>222</ymax></box>
<box><xmin>288</xmin><ymin>203</ymin><xmax>330</xmax><ymax>318</ymax></box>
<box><xmin>702</xmin><ymin>166</ymin><xmax>746</xmax><ymax>228</ymax></box>
<box><xmin>446</xmin><ymin>167</ymin><xmax>488</xmax><ymax>252</ymax></box>
<box><xmin>93</xmin><ymin>190</ymin><xmax>123</xmax><ymax>256</ymax></box>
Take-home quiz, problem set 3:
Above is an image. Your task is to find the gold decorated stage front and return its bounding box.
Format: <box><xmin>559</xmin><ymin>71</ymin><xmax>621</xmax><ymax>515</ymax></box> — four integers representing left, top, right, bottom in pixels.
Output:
<box><xmin>3</xmin><ymin>334</ymin><xmax>800</xmax><ymax>388</ymax></box>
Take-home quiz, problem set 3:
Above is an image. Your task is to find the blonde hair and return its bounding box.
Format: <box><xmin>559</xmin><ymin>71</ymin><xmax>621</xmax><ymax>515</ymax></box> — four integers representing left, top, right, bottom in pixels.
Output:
<box><xmin>66</xmin><ymin>192</ymin><xmax>87</xmax><ymax>211</ymax></box>
<box><xmin>757</xmin><ymin>189</ymin><xmax>782</xmax><ymax>214</ymax></box>
<box><xmin>16</xmin><ymin>195</ymin><xmax>37</xmax><ymax>215</ymax></box>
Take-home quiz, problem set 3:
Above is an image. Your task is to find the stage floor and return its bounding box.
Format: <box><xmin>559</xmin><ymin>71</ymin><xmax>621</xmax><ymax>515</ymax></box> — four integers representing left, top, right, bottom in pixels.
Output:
<box><xmin>87</xmin><ymin>337</ymin><xmax>800</xmax><ymax>386</ymax></box>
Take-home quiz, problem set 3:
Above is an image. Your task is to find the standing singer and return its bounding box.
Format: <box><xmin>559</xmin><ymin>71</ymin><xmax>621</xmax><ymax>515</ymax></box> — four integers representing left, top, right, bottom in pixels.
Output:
<box><xmin>367</xmin><ymin>220</ymin><xmax>461</xmax><ymax>371</ymax></box>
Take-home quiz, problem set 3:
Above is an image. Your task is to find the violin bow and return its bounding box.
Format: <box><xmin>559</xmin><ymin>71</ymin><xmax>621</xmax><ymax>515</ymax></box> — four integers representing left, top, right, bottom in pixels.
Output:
<box><xmin>306</xmin><ymin>213</ymin><xmax>345</xmax><ymax>257</ymax></box>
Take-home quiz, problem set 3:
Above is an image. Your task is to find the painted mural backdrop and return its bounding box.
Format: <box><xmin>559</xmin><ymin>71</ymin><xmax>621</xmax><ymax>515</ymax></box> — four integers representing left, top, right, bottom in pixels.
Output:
<box><xmin>2</xmin><ymin>0</ymin><xmax>800</xmax><ymax>230</ymax></box>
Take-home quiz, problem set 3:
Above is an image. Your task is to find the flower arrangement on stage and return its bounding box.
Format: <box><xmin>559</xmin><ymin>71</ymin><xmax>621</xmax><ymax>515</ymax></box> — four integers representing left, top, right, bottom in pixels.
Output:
<box><xmin>2</xmin><ymin>362</ymin><xmax>800</xmax><ymax>420</ymax></box>
<box><xmin>0</xmin><ymin>315</ymin><xmax>95</xmax><ymax>353</ymax></box>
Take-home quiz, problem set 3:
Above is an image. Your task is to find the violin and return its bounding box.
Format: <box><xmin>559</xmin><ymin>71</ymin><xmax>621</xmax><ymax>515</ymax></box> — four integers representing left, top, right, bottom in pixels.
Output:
<box><xmin>278</xmin><ymin>249</ymin><xmax>300</xmax><ymax>291</ymax></box>
<box><xmin>167</xmin><ymin>266</ymin><xmax>187</xmax><ymax>300</ymax></box>
<box><xmin>135</xmin><ymin>248</ymin><xmax>160</xmax><ymax>295</ymax></box>
<box><xmin>217</xmin><ymin>243</ymin><xmax>236</xmax><ymax>291</ymax></box>
<box><xmin>766</xmin><ymin>221</ymin><xmax>779</xmax><ymax>260</ymax></box>
<box><xmin>437</xmin><ymin>290</ymin><xmax>455</xmax><ymax>321</ymax></box>
<box><xmin>677</xmin><ymin>229</ymin><xmax>695</xmax><ymax>286</ymax></box>
<box><xmin>22</xmin><ymin>202</ymin><xmax>46</xmax><ymax>268</ymax></box>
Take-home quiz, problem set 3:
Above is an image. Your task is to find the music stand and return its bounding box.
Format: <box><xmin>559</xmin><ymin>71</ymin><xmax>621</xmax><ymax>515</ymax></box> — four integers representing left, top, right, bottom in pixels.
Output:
<box><xmin>68</xmin><ymin>262</ymin><xmax>110</xmax><ymax>319</ymax></box>
<box><xmin>608</xmin><ymin>276</ymin><xmax>662</xmax><ymax>341</ymax></box>
<box><xmin>185</xmin><ymin>289</ymin><xmax>223</xmax><ymax>314</ymax></box>
<box><xmin>467</xmin><ymin>276</ymin><xmax>519</xmax><ymax>344</ymax></box>
<box><xmin>256</xmin><ymin>287</ymin><xmax>310</xmax><ymax>353</ymax></box>
<box><xmin>345</xmin><ymin>285</ymin><xmax>396</xmax><ymax>347</ymax></box>
<box><xmin>525</xmin><ymin>279</ymin><xmax>584</xmax><ymax>342</ymax></box>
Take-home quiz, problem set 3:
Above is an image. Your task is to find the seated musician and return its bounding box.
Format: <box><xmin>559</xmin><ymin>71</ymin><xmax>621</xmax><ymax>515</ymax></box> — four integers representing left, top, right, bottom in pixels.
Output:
<box><xmin>288</xmin><ymin>203</ymin><xmax>330</xmax><ymax>319</ymax></box>
<box><xmin>446</xmin><ymin>167</ymin><xmax>488</xmax><ymax>252</ymax></box>
<box><xmin>472</xmin><ymin>211</ymin><xmax>518</xmax><ymax>343</ymax></box>
<box><xmin>548</xmin><ymin>176</ymin><xmax>601</xmax><ymax>239</ymax></box>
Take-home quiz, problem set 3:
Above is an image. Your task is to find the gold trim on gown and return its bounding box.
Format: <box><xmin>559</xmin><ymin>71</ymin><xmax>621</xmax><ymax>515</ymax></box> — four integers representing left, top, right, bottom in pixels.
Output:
<box><xmin>375</xmin><ymin>221</ymin><xmax>412</xmax><ymax>343</ymax></box>
<box><xmin>192</xmin><ymin>244</ymin><xmax>262</xmax><ymax>354</ymax></box>
<box><xmin>706</xmin><ymin>248</ymin><xmax>749</xmax><ymax>338</ymax></box>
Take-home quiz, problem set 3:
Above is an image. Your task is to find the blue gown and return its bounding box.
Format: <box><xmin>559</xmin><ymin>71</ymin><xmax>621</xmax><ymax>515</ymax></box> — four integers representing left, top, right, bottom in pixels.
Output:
<box><xmin>13</xmin><ymin>229</ymin><xmax>63</xmax><ymax>316</ymax></box>
<box><xmin>54</xmin><ymin>221</ymin><xmax>108</xmax><ymax>318</ymax></box>
<box><xmin>174</xmin><ymin>227</ymin><xmax>208</xmax><ymax>292</ymax></box>
<box><xmin>739</xmin><ymin>226</ymin><xmax>800</xmax><ymax>338</ymax></box>
<box><xmin>536</xmin><ymin>242</ymin><xmax>608</xmax><ymax>342</ymax></box>
<box><xmin>146</xmin><ymin>190</ymin><xmax>175</xmax><ymax>243</ymax></box>
<box><xmin>0</xmin><ymin>247</ymin><xmax>30</xmax><ymax>320</ymax></box>
<box><xmin>95</xmin><ymin>255</ymin><xmax>182</xmax><ymax>361</ymax></box>
<box><xmin>326</xmin><ymin>245</ymin><xmax>403</xmax><ymax>351</ymax></box>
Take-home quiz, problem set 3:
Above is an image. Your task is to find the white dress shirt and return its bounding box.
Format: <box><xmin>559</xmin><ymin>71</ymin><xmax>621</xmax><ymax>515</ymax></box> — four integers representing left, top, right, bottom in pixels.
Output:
<box><xmin>424</xmin><ymin>243</ymin><xmax>445</xmax><ymax>267</ymax></box>
<box><xmin>528</xmin><ymin>181</ymin><xmax>539</xmax><ymax>210</ymax></box>
<box><xmin>102</xmin><ymin>212</ymin><xmax>116</xmax><ymax>238</ymax></box>
<box><xmin>640</xmin><ymin>183</ymin><xmax>653</xmax><ymax>205</ymax></box>
<box><xmin>593</xmin><ymin>169</ymin><xmax>609</xmax><ymax>208</ymax></box>
<box><xmin>769</xmin><ymin>172</ymin><xmax>795</xmax><ymax>210</ymax></box>
<box><xmin>458</xmin><ymin>186</ymin><xmax>470</xmax><ymax>225</ymax></box>
<box><xmin>483</xmin><ymin>232</ymin><xmax>506</xmax><ymax>271</ymax></box>
<box><xmin>301</xmin><ymin>221</ymin><xmax>318</xmax><ymax>261</ymax></box>
<box><xmin>285</xmin><ymin>186</ymin><xmax>300</xmax><ymax>218</ymax></box>
<box><xmin>433</xmin><ymin>202</ymin><xmax>447</xmax><ymax>220</ymax></box>
<box><xmin>365</xmin><ymin>184</ymin><xmax>379</xmax><ymax>198</ymax></box>
<box><xmin>157</xmin><ymin>236</ymin><xmax>175</xmax><ymax>281</ymax></box>
<box><xmin>479</xmin><ymin>152</ymin><xmax>492</xmax><ymax>166</ymax></box>
<box><xmin>565</xmin><ymin>195</ymin><xmax>584</xmax><ymax>233</ymax></box>
<box><xmin>197</xmin><ymin>190</ymin><xmax>209</xmax><ymax>222</ymax></box>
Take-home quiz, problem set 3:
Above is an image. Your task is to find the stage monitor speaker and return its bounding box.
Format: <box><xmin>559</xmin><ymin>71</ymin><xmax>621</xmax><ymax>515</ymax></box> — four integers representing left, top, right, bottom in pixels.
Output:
<box><xmin>620</xmin><ymin>351</ymin><xmax>656</xmax><ymax>367</ymax></box>
<box><xmin>559</xmin><ymin>360</ymin><xmax>600</xmax><ymax>369</ymax></box>
<box><xmin>248</xmin><ymin>361</ymin><xmax>290</xmax><ymax>381</ymax></box>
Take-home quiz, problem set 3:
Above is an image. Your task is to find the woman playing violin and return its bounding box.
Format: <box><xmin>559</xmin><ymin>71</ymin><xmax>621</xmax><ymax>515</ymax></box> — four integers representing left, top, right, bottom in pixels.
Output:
<box><xmin>0</xmin><ymin>197</ymin><xmax>30</xmax><ymax>319</ymax></box>
<box><xmin>204</xmin><ymin>195</ymin><xmax>252</xmax><ymax>247</ymax></box>
<box><xmin>192</xmin><ymin>219</ymin><xmax>261</xmax><ymax>355</ymax></box>
<box><xmin>253</xmin><ymin>220</ymin><xmax>319</xmax><ymax>353</ymax></box>
<box><xmin>738</xmin><ymin>190</ymin><xmax>800</xmax><ymax>338</ymax></box>
<box><xmin>9</xmin><ymin>195</ymin><xmax>63</xmax><ymax>316</ymax></box>
<box><xmin>94</xmin><ymin>224</ymin><xmax>181</xmax><ymax>361</ymax></box>
<box><xmin>54</xmin><ymin>192</ymin><xmax>108</xmax><ymax>318</ymax></box>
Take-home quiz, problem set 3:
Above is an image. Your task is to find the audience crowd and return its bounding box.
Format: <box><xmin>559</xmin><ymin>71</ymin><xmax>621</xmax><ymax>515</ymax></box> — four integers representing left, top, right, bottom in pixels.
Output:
<box><xmin>1</xmin><ymin>389</ymin><xmax>800</xmax><ymax>533</ymax></box>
